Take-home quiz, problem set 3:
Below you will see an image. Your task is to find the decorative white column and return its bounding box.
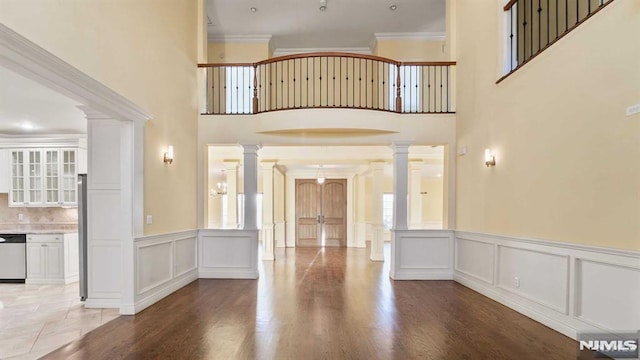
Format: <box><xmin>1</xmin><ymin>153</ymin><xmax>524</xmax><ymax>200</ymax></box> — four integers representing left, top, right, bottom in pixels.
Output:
<box><xmin>274</xmin><ymin>168</ymin><xmax>286</xmax><ymax>248</ymax></box>
<box><xmin>355</xmin><ymin>174</ymin><xmax>367</xmax><ymax>248</ymax></box>
<box><xmin>80</xmin><ymin>106</ymin><xmax>143</xmax><ymax>314</ymax></box>
<box><xmin>409</xmin><ymin>161</ymin><xmax>424</xmax><ymax>229</ymax></box>
<box><xmin>370</xmin><ymin>162</ymin><xmax>385</xmax><ymax>261</ymax></box>
<box><xmin>223</xmin><ymin>161</ymin><xmax>239</xmax><ymax>229</ymax></box>
<box><xmin>392</xmin><ymin>143</ymin><xmax>410</xmax><ymax>230</ymax></box>
<box><xmin>260</xmin><ymin>161</ymin><xmax>276</xmax><ymax>260</ymax></box>
<box><xmin>242</xmin><ymin>145</ymin><xmax>260</xmax><ymax>230</ymax></box>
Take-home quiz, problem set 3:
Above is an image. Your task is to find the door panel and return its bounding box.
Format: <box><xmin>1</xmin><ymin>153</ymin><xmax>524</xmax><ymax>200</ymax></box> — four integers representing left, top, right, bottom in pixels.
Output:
<box><xmin>322</xmin><ymin>180</ymin><xmax>346</xmax><ymax>247</ymax></box>
<box><xmin>295</xmin><ymin>180</ymin><xmax>321</xmax><ymax>247</ymax></box>
<box><xmin>295</xmin><ymin>178</ymin><xmax>347</xmax><ymax>247</ymax></box>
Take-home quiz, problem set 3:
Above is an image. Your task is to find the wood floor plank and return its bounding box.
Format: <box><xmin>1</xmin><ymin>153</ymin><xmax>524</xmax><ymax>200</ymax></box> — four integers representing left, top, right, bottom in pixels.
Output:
<box><xmin>44</xmin><ymin>247</ymin><xmax>599</xmax><ymax>359</ymax></box>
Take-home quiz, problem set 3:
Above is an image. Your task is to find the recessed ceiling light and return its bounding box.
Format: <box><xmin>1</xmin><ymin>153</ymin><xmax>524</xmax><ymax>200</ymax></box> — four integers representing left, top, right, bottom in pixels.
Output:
<box><xmin>389</xmin><ymin>4</ymin><xmax>398</xmax><ymax>11</ymax></box>
<box><xmin>250</xmin><ymin>7</ymin><xmax>257</xmax><ymax>12</ymax></box>
<box><xmin>20</xmin><ymin>122</ymin><xmax>34</xmax><ymax>130</ymax></box>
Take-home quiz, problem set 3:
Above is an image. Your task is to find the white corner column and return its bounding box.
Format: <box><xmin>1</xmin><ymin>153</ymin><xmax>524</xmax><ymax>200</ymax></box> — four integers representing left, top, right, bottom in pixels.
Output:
<box><xmin>409</xmin><ymin>161</ymin><xmax>423</xmax><ymax>229</ymax></box>
<box><xmin>260</xmin><ymin>161</ymin><xmax>276</xmax><ymax>261</ymax></box>
<box><xmin>81</xmin><ymin>107</ymin><xmax>143</xmax><ymax>313</ymax></box>
<box><xmin>242</xmin><ymin>145</ymin><xmax>260</xmax><ymax>231</ymax></box>
<box><xmin>355</xmin><ymin>174</ymin><xmax>367</xmax><ymax>248</ymax></box>
<box><xmin>223</xmin><ymin>161</ymin><xmax>239</xmax><ymax>229</ymax></box>
<box><xmin>370</xmin><ymin>162</ymin><xmax>385</xmax><ymax>261</ymax></box>
<box><xmin>390</xmin><ymin>142</ymin><xmax>410</xmax><ymax>278</ymax></box>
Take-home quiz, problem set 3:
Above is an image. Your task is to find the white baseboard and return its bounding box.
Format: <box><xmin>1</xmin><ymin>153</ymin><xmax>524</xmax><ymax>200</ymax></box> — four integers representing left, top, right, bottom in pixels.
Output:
<box><xmin>121</xmin><ymin>271</ymin><xmax>198</xmax><ymax>315</ymax></box>
<box><xmin>26</xmin><ymin>279</ymin><xmax>66</xmax><ymax>285</ymax></box>
<box><xmin>454</xmin><ymin>231</ymin><xmax>640</xmax><ymax>340</ymax></box>
<box><xmin>84</xmin><ymin>298</ymin><xmax>120</xmax><ymax>309</ymax></box>
<box><xmin>199</xmin><ymin>270</ymin><xmax>259</xmax><ymax>279</ymax></box>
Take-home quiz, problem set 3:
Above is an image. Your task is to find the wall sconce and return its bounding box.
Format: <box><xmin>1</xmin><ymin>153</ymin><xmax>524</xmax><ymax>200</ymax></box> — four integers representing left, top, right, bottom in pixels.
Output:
<box><xmin>316</xmin><ymin>165</ymin><xmax>326</xmax><ymax>184</ymax></box>
<box><xmin>164</xmin><ymin>146</ymin><xmax>174</xmax><ymax>164</ymax></box>
<box><xmin>484</xmin><ymin>149</ymin><xmax>496</xmax><ymax>167</ymax></box>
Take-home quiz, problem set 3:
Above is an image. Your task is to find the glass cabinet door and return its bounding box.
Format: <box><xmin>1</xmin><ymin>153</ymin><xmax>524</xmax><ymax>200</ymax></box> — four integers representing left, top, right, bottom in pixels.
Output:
<box><xmin>10</xmin><ymin>151</ymin><xmax>25</xmax><ymax>204</ymax></box>
<box><xmin>45</xmin><ymin>150</ymin><xmax>59</xmax><ymax>204</ymax></box>
<box><xmin>61</xmin><ymin>149</ymin><xmax>77</xmax><ymax>204</ymax></box>
<box><xmin>27</xmin><ymin>150</ymin><xmax>43</xmax><ymax>203</ymax></box>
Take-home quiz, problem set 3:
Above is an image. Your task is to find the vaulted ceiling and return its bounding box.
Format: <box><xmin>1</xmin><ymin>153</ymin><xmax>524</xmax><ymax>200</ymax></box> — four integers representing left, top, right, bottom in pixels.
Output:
<box><xmin>207</xmin><ymin>0</ymin><xmax>446</xmax><ymax>50</ymax></box>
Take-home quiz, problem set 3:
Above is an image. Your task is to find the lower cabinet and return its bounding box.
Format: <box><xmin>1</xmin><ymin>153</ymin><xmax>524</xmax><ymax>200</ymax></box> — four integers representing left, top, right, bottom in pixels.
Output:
<box><xmin>26</xmin><ymin>233</ymin><xmax>79</xmax><ymax>285</ymax></box>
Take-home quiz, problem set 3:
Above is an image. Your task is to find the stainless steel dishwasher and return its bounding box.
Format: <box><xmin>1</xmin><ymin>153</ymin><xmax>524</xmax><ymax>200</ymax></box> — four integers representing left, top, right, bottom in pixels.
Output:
<box><xmin>0</xmin><ymin>234</ymin><xmax>27</xmax><ymax>283</ymax></box>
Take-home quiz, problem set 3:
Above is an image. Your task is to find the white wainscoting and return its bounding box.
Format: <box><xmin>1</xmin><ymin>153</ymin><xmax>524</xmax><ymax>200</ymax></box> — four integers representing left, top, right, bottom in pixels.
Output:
<box><xmin>390</xmin><ymin>230</ymin><xmax>454</xmax><ymax>280</ymax></box>
<box><xmin>121</xmin><ymin>230</ymin><xmax>198</xmax><ymax>314</ymax></box>
<box><xmin>199</xmin><ymin>229</ymin><xmax>259</xmax><ymax>279</ymax></box>
<box><xmin>454</xmin><ymin>231</ymin><xmax>640</xmax><ymax>340</ymax></box>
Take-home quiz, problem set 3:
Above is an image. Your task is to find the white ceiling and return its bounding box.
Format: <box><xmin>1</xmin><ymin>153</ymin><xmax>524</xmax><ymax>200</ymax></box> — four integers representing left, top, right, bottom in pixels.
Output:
<box><xmin>207</xmin><ymin>0</ymin><xmax>446</xmax><ymax>49</ymax></box>
<box><xmin>0</xmin><ymin>66</ymin><xmax>85</xmax><ymax>136</ymax></box>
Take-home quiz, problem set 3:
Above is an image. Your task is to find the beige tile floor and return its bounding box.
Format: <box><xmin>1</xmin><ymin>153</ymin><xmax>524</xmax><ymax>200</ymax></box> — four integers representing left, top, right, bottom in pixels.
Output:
<box><xmin>0</xmin><ymin>283</ymin><xmax>119</xmax><ymax>359</ymax></box>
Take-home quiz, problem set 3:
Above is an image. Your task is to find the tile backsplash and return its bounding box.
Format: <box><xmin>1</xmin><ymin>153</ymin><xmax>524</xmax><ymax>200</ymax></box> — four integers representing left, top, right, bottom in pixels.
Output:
<box><xmin>0</xmin><ymin>193</ymin><xmax>78</xmax><ymax>232</ymax></box>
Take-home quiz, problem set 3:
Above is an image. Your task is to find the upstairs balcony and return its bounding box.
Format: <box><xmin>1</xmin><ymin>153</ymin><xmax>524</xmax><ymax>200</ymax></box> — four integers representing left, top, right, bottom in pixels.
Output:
<box><xmin>199</xmin><ymin>52</ymin><xmax>456</xmax><ymax>115</ymax></box>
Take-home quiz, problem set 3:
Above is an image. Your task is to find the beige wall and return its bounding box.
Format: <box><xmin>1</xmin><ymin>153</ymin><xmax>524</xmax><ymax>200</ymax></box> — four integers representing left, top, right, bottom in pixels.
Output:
<box><xmin>455</xmin><ymin>1</ymin><xmax>639</xmax><ymax>250</ymax></box>
<box><xmin>0</xmin><ymin>0</ymin><xmax>200</xmax><ymax>235</ymax></box>
<box><xmin>207</xmin><ymin>42</ymin><xmax>270</xmax><ymax>63</ymax></box>
<box><xmin>375</xmin><ymin>39</ymin><xmax>447</xmax><ymax>61</ymax></box>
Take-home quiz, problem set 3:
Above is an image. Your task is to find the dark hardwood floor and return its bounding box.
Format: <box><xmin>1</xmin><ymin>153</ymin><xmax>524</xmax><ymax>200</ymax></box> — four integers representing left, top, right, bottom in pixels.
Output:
<box><xmin>45</xmin><ymin>246</ymin><xmax>595</xmax><ymax>359</ymax></box>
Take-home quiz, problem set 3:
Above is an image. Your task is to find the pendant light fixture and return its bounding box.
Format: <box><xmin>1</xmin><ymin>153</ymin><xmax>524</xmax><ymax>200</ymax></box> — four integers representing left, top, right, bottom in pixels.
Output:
<box><xmin>316</xmin><ymin>165</ymin><xmax>326</xmax><ymax>184</ymax></box>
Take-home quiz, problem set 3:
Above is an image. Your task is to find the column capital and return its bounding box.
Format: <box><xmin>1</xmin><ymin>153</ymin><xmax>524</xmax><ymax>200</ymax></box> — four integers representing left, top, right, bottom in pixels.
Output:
<box><xmin>390</xmin><ymin>141</ymin><xmax>411</xmax><ymax>153</ymax></box>
<box><xmin>241</xmin><ymin>144</ymin><xmax>261</xmax><ymax>154</ymax></box>
<box><xmin>77</xmin><ymin>105</ymin><xmax>113</xmax><ymax>121</ymax></box>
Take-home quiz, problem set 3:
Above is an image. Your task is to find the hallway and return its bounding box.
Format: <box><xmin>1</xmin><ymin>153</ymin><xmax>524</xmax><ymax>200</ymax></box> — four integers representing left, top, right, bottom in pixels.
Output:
<box><xmin>45</xmin><ymin>246</ymin><xmax>592</xmax><ymax>359</ymax></box>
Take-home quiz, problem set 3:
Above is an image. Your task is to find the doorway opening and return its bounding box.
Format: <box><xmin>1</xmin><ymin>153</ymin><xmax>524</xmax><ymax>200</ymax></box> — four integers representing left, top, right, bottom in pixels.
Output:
<box><xmin>295</xmin><ymin>179</ymin><xmax>347</xmax><ymax>247</ymax></box>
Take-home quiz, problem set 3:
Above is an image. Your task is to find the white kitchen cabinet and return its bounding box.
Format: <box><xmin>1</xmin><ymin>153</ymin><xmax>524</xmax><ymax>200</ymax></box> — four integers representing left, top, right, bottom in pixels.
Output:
<box><xmin>26</xmin><ymin>233</ymin><xmax>79</xmax><ymax>285</ymax></box>
<box><xmin>9</xmin><ymin>148</ymin><xmax>79</xmax><ymax>206</ymax></box>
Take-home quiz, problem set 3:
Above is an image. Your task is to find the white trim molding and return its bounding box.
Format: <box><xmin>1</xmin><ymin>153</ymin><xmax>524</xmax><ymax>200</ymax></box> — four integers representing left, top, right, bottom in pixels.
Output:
<box><xmin>373</xmin><ymin>32</ymin><xmax>447</xmax><ymax>41</ymax></box>
<box><xmin>390</xmin><ymin>229</ymin><xmax>454</xmax><ymax>280</ymax></box>
<box><xmin>453</xmin><ymin>231</ymin><xmax>640</xmax><ymax>340</ymax></box>
<box><xmin>208</xmin><ymin>34</ymin><xmax>272</xmax><ymax>44</ymax></box>
<box><xmin>199</xmin><ymin>229</ymin><xmax>259</xmax><ymax>279</ymax></box>
<box><xmin>0</xmin><ymin>24</ymin><xmax>152</xmax><ymax>124</ymax></box>
<box><xmin>122</xmin><ymin>230</ymin><xmax>199</xmax><ymax>315</ymax></box>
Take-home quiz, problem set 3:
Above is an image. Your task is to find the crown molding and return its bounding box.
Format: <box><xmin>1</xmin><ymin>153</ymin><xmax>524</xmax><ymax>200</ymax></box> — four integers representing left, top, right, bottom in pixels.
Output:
<box><xmin>208</xmin><ymin>34</ymin><xmax>272</xmax><ymax>44</ymax></box>
<box><xmin>373</xmin><ymin>32</ymin><xmax>446</xmax><ymax>42</ymax></box>
<box><xmin>272</xmin><ymin>47</ymin><xmax>372</xmax><ymax>57</ymax></box>
<box><xmin>0</xmin><ymin>134</ymin><xmax>87</xmax><ymax>148</ymax></box>
<box><xmin>0</xmin><ymin>24</ymin><xmax>152</xmax><ymax>123</ymax></box>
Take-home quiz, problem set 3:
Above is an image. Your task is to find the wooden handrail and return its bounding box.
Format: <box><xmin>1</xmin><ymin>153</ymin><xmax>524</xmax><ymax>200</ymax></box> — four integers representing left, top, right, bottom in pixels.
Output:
<box><xmin>503</xmin><ymin>0</ymin><xmax>518</xmax><ymax>11</ymax></box>
<box><xmin>197</xmin><ymin>62</ymin><xmax>253</xmax><ymax>68</ymax></box>
<box><xmin>197</xmin><ymin>53</ymin><xmax>457</xmax><ymax>68</ymax></box>
<box><xmin>257</xmin><ymin>52</ymin><xmax>399</xmax><ymax>66</ymax></box>
<box><xmin>401</xmin><ymin>61</ymin><xmax>457</xmax><ymax>66</ymax></box>
<box><xmin>199</xmin><ymin>52</ymin><xmax>457</xmax><ymax>114</ymax></box>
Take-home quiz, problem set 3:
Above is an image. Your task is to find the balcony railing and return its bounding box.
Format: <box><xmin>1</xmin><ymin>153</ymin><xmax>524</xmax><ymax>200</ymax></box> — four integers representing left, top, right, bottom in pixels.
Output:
<box><xmin>501</xmin><ymin>0</ymin><xmax>614</xmax><ymax>81</ymax></box>
<box><xmin>199</xmin><ymin>52</ymin><xmax>456</xmax><ymax>115</ymax></box>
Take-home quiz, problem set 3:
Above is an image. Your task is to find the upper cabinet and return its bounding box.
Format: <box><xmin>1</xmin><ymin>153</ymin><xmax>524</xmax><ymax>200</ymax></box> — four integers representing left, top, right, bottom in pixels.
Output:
<box><xmin>10</xmin><ymin>148</ymin><xmax>80</xmax><ymax>207</ymax></box>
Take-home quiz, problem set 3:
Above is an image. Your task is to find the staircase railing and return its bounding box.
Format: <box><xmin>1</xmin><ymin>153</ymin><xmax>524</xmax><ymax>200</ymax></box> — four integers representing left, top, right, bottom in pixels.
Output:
<box><xmin>199</xmin><ymin>52</ymin><xmax>456</xmax><ymax>115</ymax></box>
<box><xmin>500</xmin><ymin>0</ymin><xmax>614</xmax><ymax>81</ymax></box>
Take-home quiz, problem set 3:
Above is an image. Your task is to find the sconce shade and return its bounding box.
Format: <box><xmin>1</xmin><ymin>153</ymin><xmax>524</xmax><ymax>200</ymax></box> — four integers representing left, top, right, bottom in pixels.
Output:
<box><xmin>164</xmin><ymin>146</ymin><xmax>174</xmax><ymax>164</ymax></box>
<box><xmin>484</xmin><ymin>149</ymin><xmax>496</xmax><ymax>167</ymax></box>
